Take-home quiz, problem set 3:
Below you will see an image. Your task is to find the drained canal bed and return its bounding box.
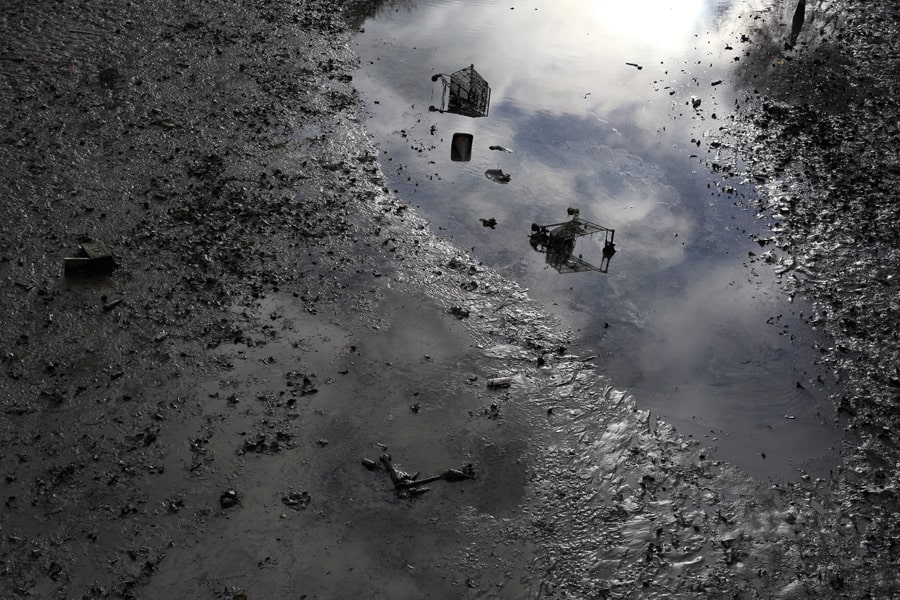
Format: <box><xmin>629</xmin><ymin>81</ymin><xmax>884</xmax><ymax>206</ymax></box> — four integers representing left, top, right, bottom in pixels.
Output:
<box><xmin>350</xmin><ymin>0</ymin><xmax>840</xmax><ymax>480</ymax></box>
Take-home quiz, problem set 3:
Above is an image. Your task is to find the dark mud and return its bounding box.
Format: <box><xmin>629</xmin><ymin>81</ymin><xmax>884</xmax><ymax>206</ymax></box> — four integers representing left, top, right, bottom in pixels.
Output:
<box><xmin>1</xmin><ymin>0</ymin><xmax>898</xmax><ymax>598</ymax></box>
<box><xmin>722</xmin><ymin>0</ymin><xmax>900</xmax><ymax>594</ymax></box>
<box><xmin>0</xmin><ymin>0</ymin><xmax>409</xmax><ymax>595</ymax></box>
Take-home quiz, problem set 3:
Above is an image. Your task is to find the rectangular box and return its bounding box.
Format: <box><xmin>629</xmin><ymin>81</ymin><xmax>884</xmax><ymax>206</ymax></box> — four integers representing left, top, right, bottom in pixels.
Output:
<box><xmin>451</xmin><ymin>132</ymin><xmax>473</xmax><ymax>161</ymax></box>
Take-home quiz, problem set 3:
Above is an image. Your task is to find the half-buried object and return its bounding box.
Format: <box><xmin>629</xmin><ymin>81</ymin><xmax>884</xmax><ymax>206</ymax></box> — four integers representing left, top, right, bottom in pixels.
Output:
<box><xmin>64</xmin><ymin>240</ymin><xmax>115</xmax><ymax>275</ymax></box>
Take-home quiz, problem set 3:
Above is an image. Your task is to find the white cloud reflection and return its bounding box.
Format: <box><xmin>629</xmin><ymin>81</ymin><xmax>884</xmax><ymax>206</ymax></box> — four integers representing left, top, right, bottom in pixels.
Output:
<box><xmin>365</xmin><ymin>0</ymin><xmax>736</xmax><ymax>122</ymax></box>
<box><xmin>353</xmin><ymin>0</ymin><xmax>838</xmax><ymax>475</ymax></box>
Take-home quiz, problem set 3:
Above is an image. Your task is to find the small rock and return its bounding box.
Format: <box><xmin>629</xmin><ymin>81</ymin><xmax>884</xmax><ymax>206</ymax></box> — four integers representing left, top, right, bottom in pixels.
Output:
<box><xmin>448</xmin><ymin>305</ymin><xmax>470</xmax><ymax>319</ymax></box>
<box><xmin>220</xmin><ymin>490</ymin><xmax>239</xmax><ymax>509</ymax></box>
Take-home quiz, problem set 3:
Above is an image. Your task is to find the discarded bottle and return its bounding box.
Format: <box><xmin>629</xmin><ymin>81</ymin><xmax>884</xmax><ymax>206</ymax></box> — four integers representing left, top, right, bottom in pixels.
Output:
<box><xmin>487</xmin><ymin>377</ymin><xmax>512</xmax><ymax>388</ymax></box>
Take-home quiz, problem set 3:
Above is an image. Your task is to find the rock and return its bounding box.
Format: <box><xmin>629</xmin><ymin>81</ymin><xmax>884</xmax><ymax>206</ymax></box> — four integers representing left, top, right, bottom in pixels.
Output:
<box><xmin>448</xmin><ymin>305</ymin><xmax>470</xmax><ymax>319</ymax></box>
<box><xmin>220</xmin><ymin>490</ymin><xmax>239</xmax><ymax>509</ymax></box>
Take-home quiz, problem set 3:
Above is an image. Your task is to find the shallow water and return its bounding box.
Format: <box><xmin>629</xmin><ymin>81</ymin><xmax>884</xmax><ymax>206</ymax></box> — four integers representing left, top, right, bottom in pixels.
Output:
<box><xmin>352</xmin><ymin>0</ymin><xmax>840</xmax><ymax>479</ymax></box>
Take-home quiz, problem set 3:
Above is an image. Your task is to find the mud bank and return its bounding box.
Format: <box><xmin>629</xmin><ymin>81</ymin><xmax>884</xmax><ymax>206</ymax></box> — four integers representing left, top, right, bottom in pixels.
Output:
<box><xmin>723</xmin><ymin>1</ymin><xmax>900</xmax><ymax>595</ymax></box>
<box><xmin>0</xmin><ymin>0</ymin><xmax>897</xmax><ymax>599</ymax></box>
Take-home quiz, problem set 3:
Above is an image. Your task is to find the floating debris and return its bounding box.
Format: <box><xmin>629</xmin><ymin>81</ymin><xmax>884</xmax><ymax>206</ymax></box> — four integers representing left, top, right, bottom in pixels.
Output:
<box><xmin>484</xmin><ymin>169</ymin><xmax>510</xmax><ymax>184</ymax></box>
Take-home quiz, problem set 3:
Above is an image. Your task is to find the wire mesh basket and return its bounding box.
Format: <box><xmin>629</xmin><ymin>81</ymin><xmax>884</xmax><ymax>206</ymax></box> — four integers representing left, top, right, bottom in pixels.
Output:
<box><xmin>430</xmin><ymin>64</ymin><xmax>491</xmax><ymax>118</ymax></box>
<box><xmin>529</xmin><ymin>211</ymin><xmax>617</xmax><ymax>274</ymax></box>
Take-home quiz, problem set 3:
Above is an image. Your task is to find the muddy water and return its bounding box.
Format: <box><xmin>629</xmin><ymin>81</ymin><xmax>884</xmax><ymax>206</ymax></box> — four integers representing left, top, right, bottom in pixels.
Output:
<box><xmin>351</xmin><ymin>0</ymin><xmax>840</xmax><ymax>480</ymax></box>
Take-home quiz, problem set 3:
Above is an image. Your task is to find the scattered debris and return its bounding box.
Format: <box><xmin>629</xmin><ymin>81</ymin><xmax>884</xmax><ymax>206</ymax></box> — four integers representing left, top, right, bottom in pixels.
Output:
<box><xmin>102</xmin><ymin>297</ymin><xmax>124</xmax><ymax>311</ymax></box>
<box><xmin>281</xmin><ymin>490</ymin><xmax>311</xmax><ymax>511</ymax></box>
<box><xmin>370</xmin><ymin>453</ymin><xmax>475</xmax><ymax>498</ymax></box>
<box><xmin>473</xmin><ymin>402</ymin><xmax>501</xmax><ymax>419</ymax></box>
<box><xmin>484</xmin><ymin>168</ymin><xmax>510</xmax><ymax>183</ymax></box>
<box><xmin>240</xmin><ymin>432</ymin><xmax>293</xmax><ymax>454</ymax></box>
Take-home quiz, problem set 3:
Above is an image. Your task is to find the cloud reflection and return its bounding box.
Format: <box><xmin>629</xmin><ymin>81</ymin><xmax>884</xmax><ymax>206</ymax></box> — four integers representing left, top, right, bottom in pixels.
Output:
<box><xmin>353</xmin><ymin>0</ymin><xmax>839</xmax><ymax>476</ymax></box>
<box><xmin>361</xmin><ymin>0</ymin><xmax>737</xmax><ymax>122</ymax></box>
<box><xmin>636</xmin><ymin>261</ymin><xmax>785</xmax><ymax>380</ymax></box>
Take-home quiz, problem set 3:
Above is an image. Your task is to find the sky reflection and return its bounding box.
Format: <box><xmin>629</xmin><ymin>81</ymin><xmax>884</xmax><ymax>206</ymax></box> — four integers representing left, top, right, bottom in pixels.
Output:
<box><xmin>353</xmin><ymin>0</ymin><xmax>840</xmax><ymax>479</ymax></box>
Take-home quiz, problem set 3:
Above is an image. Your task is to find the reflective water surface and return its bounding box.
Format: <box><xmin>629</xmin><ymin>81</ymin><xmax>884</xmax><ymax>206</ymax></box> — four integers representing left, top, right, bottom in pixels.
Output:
<box><xmin>351</xmin><ymin>0</ymin><xmax>839</xmax><ymax>479</ymax></box>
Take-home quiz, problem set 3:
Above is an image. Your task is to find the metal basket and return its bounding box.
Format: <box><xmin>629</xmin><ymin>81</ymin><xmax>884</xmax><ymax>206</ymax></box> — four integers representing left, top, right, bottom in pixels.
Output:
<box><xmin>430</xmin><ymin>64</ymin><xmax>491</xmax><ymax>118</ymax></box>
<box><xmin>530</xmin><ymin>212</ymin><xmax>616</xmax><ymax>274</ymax></box>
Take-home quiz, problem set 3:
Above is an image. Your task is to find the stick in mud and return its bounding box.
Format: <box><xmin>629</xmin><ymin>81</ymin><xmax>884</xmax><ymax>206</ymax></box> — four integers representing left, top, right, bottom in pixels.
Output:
<box><xmin>396</xmin><ymin>475</ymin><xmax>443</xmax><ymax>489</ymax></box>
<box><xmin>376</xmin><ymin>454</ymin><xmax>474</xmax><ymax>492</ymax></box>
<box><xmin>379</xmin><ymin>453</ymin><xmax>403</xmax><ymax>486</ymax></box>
